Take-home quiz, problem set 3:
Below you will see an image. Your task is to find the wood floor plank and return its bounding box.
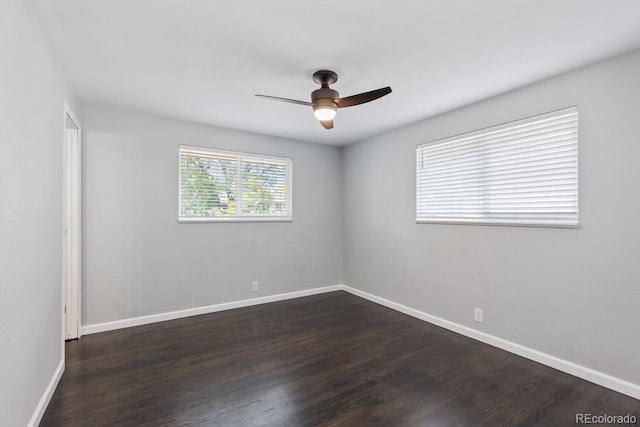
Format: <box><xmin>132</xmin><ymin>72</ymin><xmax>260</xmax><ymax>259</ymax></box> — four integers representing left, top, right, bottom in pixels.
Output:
<box><xmin>41</xmin><ymin>291</ymin><xmax>640</xmax><ymax>426</ymax></box>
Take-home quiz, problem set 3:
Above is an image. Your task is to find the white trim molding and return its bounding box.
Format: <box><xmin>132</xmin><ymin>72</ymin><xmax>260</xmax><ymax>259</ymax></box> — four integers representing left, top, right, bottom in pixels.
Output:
<box><xmin>63</xmin><ymin>101</ymin><xmax>82</xmax><ymax>341</ymax></box>
<box><xmin>81</xmin><ymin>285</ymin><xmax>342</xmax><ymax>335</ymax></box>
<box><xmin>341</xmin><ymin>285</ymin><xmax>640</xmax><ymax>401</ymax></box>
<box><xmin>28</xmin><ymin>360</ymin><xmax>64</xmax><ymax>427</ymax></box>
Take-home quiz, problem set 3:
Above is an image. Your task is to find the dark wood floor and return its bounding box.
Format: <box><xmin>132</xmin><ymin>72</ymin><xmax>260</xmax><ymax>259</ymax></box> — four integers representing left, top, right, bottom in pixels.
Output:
<box><xmin>42</xmin><ymin>291</ymin><xmax>639</xmax><ymax>426</ymax></box>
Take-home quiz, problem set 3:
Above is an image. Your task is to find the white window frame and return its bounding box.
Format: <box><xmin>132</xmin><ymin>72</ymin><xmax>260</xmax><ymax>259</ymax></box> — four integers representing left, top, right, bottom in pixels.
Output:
<box><xmin>179</xmin><ymin>145</ymin><xmax>293</xmax><ymax>223</ymax></box>
<box><xmin>416</xmin><ymin>107</ymin><xmax>579</xmax><ymax>228</ymax></box>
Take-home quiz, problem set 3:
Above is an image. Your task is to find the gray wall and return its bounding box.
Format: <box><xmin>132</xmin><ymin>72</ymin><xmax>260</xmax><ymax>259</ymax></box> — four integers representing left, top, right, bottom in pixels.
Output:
<box><xmin>82</xmin><ymin>106</ymin><xmax>342</xmax><ymax>325</ymax></box>
<box><xmin>343</xmin><ymin>49</ymin><xmax>640</xmax><ymax>384</ymax></box>
<box><xmin>3</xmin><ymin>5</ymin><xmax>638</xmax><ymax>421</ymax></box>
<box><xmin>0</xmin><ymin>0</ymin><xmax>77</xmax><ymax>425</ymax></box>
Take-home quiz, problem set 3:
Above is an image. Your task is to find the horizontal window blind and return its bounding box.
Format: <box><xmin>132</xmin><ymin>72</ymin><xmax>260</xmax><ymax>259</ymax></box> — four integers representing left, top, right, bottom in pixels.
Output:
<box><xmin>416</xmin><ymin>107</ymin><xmax>578</xmax><ymax>227</ymax></box>
<box><xmin>179</xmin><ymin>145</ymin><xmax>292</xmax><ymax>221</ymax></box>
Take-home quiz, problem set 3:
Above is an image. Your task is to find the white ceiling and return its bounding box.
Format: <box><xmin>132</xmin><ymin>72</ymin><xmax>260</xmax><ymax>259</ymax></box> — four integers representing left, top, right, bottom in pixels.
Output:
<box><xmin>33</xmin><ymin>0</ymin><xmax>640</xmax><ymax>146</ymax></box>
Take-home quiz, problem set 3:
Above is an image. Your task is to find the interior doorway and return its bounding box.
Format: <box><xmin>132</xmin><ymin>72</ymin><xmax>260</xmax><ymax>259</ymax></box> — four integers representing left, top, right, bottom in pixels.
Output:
<box><xmin>63</xmin><ymin>104</ymin><xmax>81</xmax><ymax>340</ymax></box>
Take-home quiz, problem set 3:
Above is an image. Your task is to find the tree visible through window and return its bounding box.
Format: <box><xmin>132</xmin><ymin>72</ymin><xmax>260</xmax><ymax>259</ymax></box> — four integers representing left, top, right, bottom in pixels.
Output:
<box><xmin>179</xmin><ymin>146</ymin><xmax>292</xmax><ymax>221</ymax></box>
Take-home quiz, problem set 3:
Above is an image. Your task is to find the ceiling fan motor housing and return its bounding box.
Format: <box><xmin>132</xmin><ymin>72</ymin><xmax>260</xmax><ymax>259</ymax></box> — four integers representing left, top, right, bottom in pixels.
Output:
<box><xmin>311</xmin><ymin>87</ymin><xmax>339</xmax><ymax>103</ymax></box>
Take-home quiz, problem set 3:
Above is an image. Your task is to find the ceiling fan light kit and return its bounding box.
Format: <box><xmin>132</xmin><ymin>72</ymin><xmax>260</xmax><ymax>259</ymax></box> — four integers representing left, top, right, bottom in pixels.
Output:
<box><xmin>256</xmin><ymin>70</ymin><xmax>391</xmax><ymax>130</ymax></box>
<box><xmin>313</xmin><ymin>101</ymin><xmax>337</xmax><ymax>121</ymax></box>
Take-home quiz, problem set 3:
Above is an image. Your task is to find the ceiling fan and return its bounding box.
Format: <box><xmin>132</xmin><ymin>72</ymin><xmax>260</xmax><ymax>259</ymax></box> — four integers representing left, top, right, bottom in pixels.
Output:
<box><xmin>255</xmin><ymin>70</ymin><xmax>392</xmax><ymax>129</ymax></box>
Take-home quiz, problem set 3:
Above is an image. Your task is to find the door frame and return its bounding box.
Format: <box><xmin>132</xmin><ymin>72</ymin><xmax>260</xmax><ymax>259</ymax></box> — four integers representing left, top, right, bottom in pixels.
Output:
<box><xmin>63</xmin><ymin>102</ymin><xmax>81</xmax><ymax>340</ymax></box>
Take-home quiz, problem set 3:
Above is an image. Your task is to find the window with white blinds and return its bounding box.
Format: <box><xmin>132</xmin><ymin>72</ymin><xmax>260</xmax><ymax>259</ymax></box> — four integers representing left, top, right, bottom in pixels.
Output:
<box><xmin>179</xmin><ymin>145</ymin><xmax>292</xmax><ymax>222</ymax></box>
<box><xmin>416</xmin><ymin>107</ymin><xmax>579</xmax><ymax>227</ymax></box>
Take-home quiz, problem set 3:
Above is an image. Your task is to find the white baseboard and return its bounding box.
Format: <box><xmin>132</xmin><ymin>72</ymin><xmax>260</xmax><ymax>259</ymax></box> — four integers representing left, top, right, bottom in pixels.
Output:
<box><xmin>81</xmin><ymin>285</ymin><xmax>343</xmax><ymax>335</ymax></box>
<box><xmin>28</xmin><ymin>359</ymin><xmax>64</xmax><ymax>427</ymax></box>
<box><xmin>79</xmin><ymin>283</ymin><xmax>640</xmax><ymax>400</ymax></box>
<box><xmin>341</xmin><ymin>285</ymin><xmax>640</xmax><ymax>401</ymax></box>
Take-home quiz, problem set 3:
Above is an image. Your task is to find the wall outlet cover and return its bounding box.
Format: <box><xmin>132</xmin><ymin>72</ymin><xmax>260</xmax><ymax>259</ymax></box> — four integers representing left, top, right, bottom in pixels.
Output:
<box><xmin>474</xmin><ymin>308</ymin><xmax>483</xmax><ymax>323</ymax></box>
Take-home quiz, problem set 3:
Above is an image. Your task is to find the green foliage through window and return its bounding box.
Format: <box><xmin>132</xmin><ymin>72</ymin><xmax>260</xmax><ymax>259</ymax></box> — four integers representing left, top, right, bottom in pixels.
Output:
<box><xmin>179</xmin><ymin>146</ymin><xmax>292</xmax><ymax>220</ymax></box>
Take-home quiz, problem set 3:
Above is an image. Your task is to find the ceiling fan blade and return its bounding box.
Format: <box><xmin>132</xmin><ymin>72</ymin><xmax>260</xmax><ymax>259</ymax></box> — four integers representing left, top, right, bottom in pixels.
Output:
<box><xmin>320</xmin><ymin>119</ymin><xmax>334</xmax><ymax>129</ymax></box>
<box><xmin>335</xmin><ymin>87</ymin><xmax>392</xmax><ymax>108</ymax></box>
<box><xmin>255</xmin><ymin>94</ymin><xmax>312</xmax><ymax>106</ymax></box>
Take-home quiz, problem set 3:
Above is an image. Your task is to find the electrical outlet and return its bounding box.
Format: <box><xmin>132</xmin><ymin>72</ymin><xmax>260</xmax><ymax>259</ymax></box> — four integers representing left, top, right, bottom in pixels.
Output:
<box><xmin>474</xmin><ymin>308</ymin><xmax>483</xmax><ymax>323</ymax></box>
<box><xmin>251</xmin><ymin>281</ymin><xmax>259</xmax><ymax>292</ymax></box>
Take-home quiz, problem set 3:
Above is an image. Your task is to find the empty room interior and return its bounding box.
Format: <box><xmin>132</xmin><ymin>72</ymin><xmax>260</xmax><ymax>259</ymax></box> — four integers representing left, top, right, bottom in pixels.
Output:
<box><xmin>3</xmin><ymin>1</ymin><xmax>640</xmax><ymax>425</ymax></box>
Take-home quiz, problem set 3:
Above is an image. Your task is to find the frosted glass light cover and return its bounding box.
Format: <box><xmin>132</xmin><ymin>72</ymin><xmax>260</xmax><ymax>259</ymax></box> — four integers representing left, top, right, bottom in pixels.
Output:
<box><xmin>314</xmin><ymin>107</ymin><xmax>336</xmax><ymax>121</ymax></box>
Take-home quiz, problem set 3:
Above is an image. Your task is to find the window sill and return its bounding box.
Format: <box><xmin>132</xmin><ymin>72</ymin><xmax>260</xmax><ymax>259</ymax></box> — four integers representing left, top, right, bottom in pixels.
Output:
<box><xmin>415</xmin><ymin>218</ymin><xmax>580</xmax><ymax>229</ymax></box>
<box><xmin>179</xmin><ymin>216</ymin><xmax>292</xmax><ymax>223</ymax></box>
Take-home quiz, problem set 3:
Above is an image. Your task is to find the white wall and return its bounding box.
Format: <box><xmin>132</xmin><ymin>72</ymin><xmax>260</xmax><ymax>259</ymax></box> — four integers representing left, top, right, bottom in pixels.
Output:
<box><xmin>343</xmin><ymin>49</ymin><xmax>640</xmax><ymax>386</ymax></box>
<box><xmin>81</xmin><ymin>106</ymin><xmax>342</xmax><ymax>326</ymax></box>
<box><xmin>0</xmin><ymin>0</ymin><xmax>77</xmax><ymax>425</ymax></box>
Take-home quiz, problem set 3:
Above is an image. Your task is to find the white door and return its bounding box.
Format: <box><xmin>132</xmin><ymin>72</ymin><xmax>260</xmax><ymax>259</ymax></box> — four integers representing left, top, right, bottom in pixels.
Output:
<box><xmin>63</xmin><ymin>105</ymin><xmax>81</xmax><ymax>340</ymax></box>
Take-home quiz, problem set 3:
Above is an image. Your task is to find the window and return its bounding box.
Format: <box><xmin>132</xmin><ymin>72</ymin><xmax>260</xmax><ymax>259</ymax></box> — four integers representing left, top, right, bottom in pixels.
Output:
<box><xmin>416</xmin><ymin>106</ymin><xmax>578</xmax><ymax>227</ymax></box>
<box><xmin>179</xmin><ymin>145</ymin><xmax>292</xmax><ymax>222</ymax></box>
